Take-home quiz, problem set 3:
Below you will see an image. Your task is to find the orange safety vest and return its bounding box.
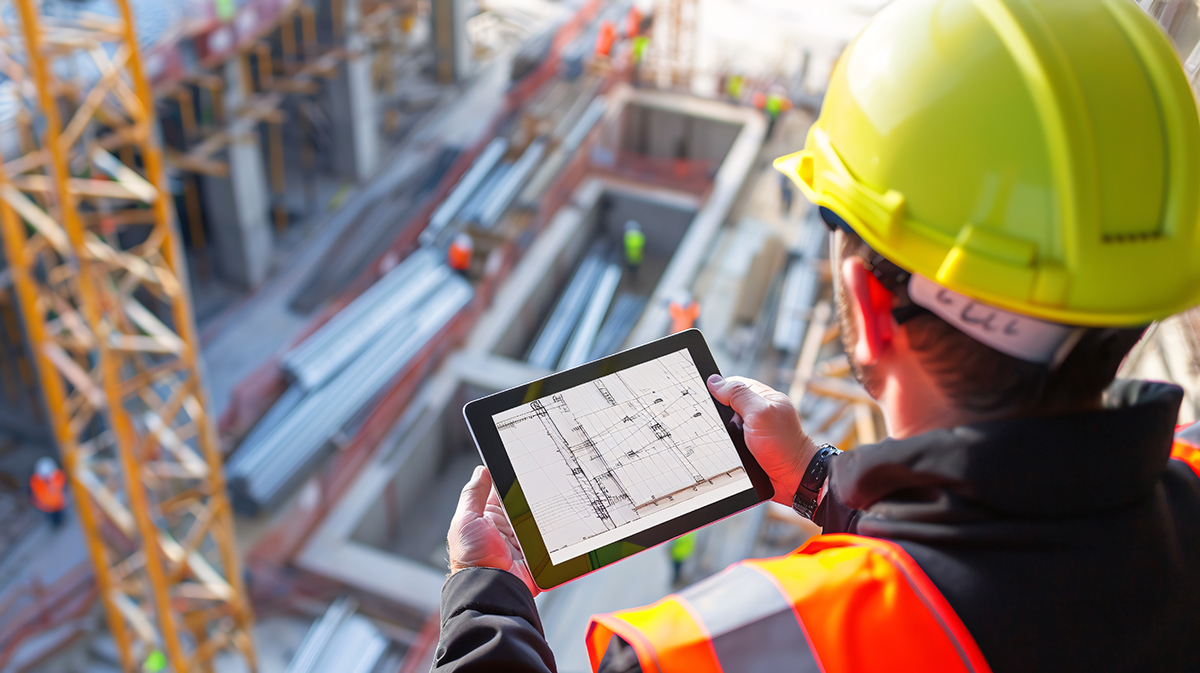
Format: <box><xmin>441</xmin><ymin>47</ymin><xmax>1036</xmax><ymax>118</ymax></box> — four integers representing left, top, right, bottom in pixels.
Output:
<box><xmin>587</xmin><ymin>429</ymin><xmax>1200</xmax><ymax>673</ymax></box>
<box><xmin>30</xmin><ymin>470</ymin><xmax>66</xmax><ymax>513</ymax></box>
<box><xmin>668</xmin><ymin>302</ymin><xmax>699</xmax><ymax>334</ymax></box>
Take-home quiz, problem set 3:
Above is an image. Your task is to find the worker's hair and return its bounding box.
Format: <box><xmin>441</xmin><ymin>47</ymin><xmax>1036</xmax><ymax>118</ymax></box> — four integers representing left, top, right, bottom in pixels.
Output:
<box><xmin>837</xmin><ymin>232</ymin><xmax>1146</xmax><ymax>416</ymax></box>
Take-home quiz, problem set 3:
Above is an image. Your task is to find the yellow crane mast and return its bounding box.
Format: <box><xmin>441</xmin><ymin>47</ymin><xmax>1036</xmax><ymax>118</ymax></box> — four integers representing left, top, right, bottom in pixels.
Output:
<box><xmin>0</xmin><ymin>0</ymin><xmax>256</xmax><ymax>671</ymax></box>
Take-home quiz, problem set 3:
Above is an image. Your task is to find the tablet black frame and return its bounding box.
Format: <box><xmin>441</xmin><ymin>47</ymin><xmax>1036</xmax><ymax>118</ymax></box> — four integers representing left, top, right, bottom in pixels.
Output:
<box><xmin>463</xmin><ymin>328</ymin><xmax>773</xmax><ymax>590</ymax></box>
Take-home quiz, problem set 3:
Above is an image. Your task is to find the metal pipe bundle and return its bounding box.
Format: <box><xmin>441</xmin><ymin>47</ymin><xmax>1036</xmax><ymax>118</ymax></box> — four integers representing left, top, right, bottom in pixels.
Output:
<box><xmin>559</xmin><ymin>263</ymin><xmax>622</xmax><ymax>370</ymax></box>
<box><xmin>773</xmin><ymin>214</ymin><xmax>828</xmax><ymax>352</ymax></box>
<box><xmin>420</xmin><ymin>137</ymin><xmax>510</xmax><ymax>245</ymax></box>
<box><xmin>589</xmin><ymin>293</ymin><xmax>647</xmax><ymax>360</ymax></box>
<box><xmin>282</xmin><ymin>250</ymin><xmax>448</xmax><ymax>390</ymax></box>
<box><xmin>458</xmin><ymin>163</ymin><xmax>513</xmax><ymax>225</ymax></box>
<box><xmin>527</xmin><ymin>254</ymin><xmax>604</xmax><ymax>370</ymax></box>
<box><xmin>478</xmin><ymin>138</ymin><xmax>547</xmax><ymax>230</ymax></box>
<box><xmin>229</xmin><ymin>274</ymin><xmax>473</xmax><ymax>515</ymax></box>
<box><xmin>520</xmin><ymin>96</ymin><xmax>607</xmax><ymax>208</ymax></box>
<box><xmin>287</xmin><ymin>597</ymin><xmax>389</xmax><ymax>673</ymax></box>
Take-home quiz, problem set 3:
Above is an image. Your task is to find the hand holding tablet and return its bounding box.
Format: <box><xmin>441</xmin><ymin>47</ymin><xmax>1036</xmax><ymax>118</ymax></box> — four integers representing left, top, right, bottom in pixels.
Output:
<box><xmin>461</xmin><ymin>329</ymin><xmax>775</xmax><ymax>590</ymax></box>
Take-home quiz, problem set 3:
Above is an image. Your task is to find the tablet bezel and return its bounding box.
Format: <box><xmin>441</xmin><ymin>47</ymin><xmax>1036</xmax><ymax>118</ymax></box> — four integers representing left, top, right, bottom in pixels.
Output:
<box><xmin>463</xmin><ymin>329</ymin><xmax>773</xmax><ymax>590</ymax></box>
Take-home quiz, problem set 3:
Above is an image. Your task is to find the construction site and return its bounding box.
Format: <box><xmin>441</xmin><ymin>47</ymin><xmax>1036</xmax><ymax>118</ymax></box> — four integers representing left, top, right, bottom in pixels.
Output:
<box><xmin>1</xmin><ymin>0</ymin><xmax>1199</xmax><ymax>670</ymax></box>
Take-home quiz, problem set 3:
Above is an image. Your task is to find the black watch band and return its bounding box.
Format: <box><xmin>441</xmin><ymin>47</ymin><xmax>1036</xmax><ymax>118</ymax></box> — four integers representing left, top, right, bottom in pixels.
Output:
<box><xmin>792</xmin><ymin>444</ymin><xmax>842</xmax><ymax>520</ymax></box>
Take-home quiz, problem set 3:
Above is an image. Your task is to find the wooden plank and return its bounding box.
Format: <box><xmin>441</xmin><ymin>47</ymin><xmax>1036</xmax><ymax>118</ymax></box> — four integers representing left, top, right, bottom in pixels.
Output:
<box><xmin>807</xmin><ymin>375</ymin><xmax>875</xmax><ymax>405</ymax></box>
<box><xmin>788</xmin><ymin>300</ymin><xmax>832</xmax><ymax>405</ymax></box>
<box><xmin>123</xmin><ymin>297</ymin><xmax>185</xmax><ymax>353</ymax></box>
<box><xmin>142</xmin><ymin>410</ymin><xmax>209</xmax><ymax>478</ymax></box>
<box><xmin>76</xmin><ymin>469</ymin><xmax>137</xmax><ymax>537</ymax></box>
<box><xmin>10</xmin><ymin>174</ymin><xmax>146</xmax><ymax>200</ymax></box>
<box><xmin>42</xmin><ymin>342</ymin><xmax>105</xmax><ymax>409</ymax></box>
<box><xmin>0</xmin><ymin>185</ymin><xmax>72</xmax><ymax>255</ymax></box>
<box><xmin>90</xmin><ymin>148</ymin><xmax>157</xmax><ymax>202</ymax></box>
<box><xmin>109</xmin><ymin>333</ymin><xmax>183</xmax><ymax>355</ymax></box>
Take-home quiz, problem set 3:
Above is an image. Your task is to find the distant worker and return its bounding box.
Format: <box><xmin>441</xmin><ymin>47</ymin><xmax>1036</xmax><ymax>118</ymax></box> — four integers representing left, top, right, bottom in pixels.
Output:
<box><xmin>667</xmin><ymin>532</ymin><xmax>696</xmax><ymax>586</ymax></box>
<box><xmin>448</xmin><ymin>232</ymin><xmax>473</xmax><ymax>273</ymax></box>
<box><xmin>624</xmin><ymin>7</ymin><xmax>643</xmax><ymax>38</ymax></box>
<box><xmin>595</xmin><ymin>20</ymin><xmax>616</xmax><ymax>58</ymax></box>
<box><xmin>434</xmin><ymin>1</ymin><xmax>1200</xmax><ymax>671</ymax></box>
<box><xmin>30</xmin><ymin>456</ymin><xmax>65</xmax><ymax>528</ymax></box>
<box><xmin>667</xmin><ymin>291</ymin><xmax>699</xmax><ymax>334</ymax></box>
<box><xmin>622</xmin><ymin>220</ymin><xmax>645</xmax><ymax>281</ymax></box>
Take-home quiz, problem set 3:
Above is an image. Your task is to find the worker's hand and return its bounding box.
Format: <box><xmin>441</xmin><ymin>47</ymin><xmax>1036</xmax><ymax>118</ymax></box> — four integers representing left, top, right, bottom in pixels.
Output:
<box><xmin>707</xmin><ymin>375</ymin><xmax>819</xmax><ymax>507</ymax></box>
<box><xmin>448</xmin><ymin>466</ymin><xmax>540</xmax><ymax>597</ymax></box>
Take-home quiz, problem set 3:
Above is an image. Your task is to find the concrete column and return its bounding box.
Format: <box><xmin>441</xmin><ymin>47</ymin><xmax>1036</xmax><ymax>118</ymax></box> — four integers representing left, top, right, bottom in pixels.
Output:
<box><xmin>432</xmin><ymin>0</ymin><xmax>473</xmax><ymax>83</ymax></box>
<box><xmin>202</xmin><ymin>58</ymin><xmax>273</xmax><ymax>289</ymax></box>
<box><xmin>326</xmin><ymin>0</ymin><xmax>380</xmax><ymax>182</ymax></box>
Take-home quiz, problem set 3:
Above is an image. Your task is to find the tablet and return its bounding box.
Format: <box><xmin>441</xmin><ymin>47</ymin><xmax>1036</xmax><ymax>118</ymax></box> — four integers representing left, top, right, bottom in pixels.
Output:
<box><xmin>463</xmin><ymin>329</ymin><xmax>773</xmax><ymax>590</ymax></box>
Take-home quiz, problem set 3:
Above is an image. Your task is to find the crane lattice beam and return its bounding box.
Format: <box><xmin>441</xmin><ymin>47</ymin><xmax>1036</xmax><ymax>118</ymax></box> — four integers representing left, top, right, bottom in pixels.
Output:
<box><xmin>0</xmin><ymin>1</ymin><xmax>256</xmax><ymax>671</ymax></box>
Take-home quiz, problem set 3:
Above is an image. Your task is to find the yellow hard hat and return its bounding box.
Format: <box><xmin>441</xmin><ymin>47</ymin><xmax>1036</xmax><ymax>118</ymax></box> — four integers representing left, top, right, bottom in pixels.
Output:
<box><xmin>776</xmin><ymin>0</ymin><xmax>1200</xmax><ymax>327</ymax></box>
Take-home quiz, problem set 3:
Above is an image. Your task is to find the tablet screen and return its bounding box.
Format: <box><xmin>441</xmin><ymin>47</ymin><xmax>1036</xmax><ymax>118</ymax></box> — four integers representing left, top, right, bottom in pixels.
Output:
<box><xmin>493</xmin><ymin>348</ymin><xmax>752</xmax><ymax>565</ymax></box>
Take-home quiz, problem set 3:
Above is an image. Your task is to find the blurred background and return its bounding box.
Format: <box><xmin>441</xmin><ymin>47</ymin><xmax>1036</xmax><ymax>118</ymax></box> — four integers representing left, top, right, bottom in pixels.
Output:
<box><xmin>0</xmin><ymin>0</ymin><xmax>1198</xmax><ymax>670</ymax></box>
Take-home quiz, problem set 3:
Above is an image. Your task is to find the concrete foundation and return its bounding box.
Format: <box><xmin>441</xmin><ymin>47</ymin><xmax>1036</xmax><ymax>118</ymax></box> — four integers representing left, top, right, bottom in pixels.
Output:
<box><xmin>297</xmin><ymin>91</ymin><xmax>765</xmax><ymax>648</ymax></box>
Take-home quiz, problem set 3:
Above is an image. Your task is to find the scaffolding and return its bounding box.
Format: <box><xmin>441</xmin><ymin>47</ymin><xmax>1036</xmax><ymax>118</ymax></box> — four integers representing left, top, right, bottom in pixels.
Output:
<box><xmin>0</xmin><ymin>0</ymin><xmax>256</xmax><ymax>671</ymax></box>
<box><xmin>648</xmin><ymin>0</ymin><xmax>697</xmax><ymax>89</ymax></box>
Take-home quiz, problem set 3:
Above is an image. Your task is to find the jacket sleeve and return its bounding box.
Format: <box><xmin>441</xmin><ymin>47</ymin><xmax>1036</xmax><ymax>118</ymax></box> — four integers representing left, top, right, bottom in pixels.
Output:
<box><xmin>434</xmin><ymin>567</ymin><xmax>644</xmax><ymax>673</ymax></box>
<box><xmin>434</xmin><ymin>568</ymin><xmax>557</xmax><ymax>672</ymax></box>
<box><xmin>813</xmin><ymin>472</ymin><xmax>861</xmax><ymax>534</ymax></box>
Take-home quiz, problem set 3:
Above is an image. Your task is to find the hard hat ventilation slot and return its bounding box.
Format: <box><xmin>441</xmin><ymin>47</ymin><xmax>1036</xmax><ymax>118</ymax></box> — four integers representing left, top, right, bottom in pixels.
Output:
<box><xmin>1101</xmin><ymin>231</ymin><xmax>1163</xmax><ymax>244</ymax></box>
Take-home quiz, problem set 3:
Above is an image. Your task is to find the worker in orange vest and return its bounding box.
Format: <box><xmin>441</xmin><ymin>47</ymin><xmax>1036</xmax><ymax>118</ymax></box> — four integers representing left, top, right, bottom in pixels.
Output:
<box><xmin>667</xmin><ymin>291</ymin><xmax>699</xmax><ymax>334</ymax></box>
<box><xmin>30</xmin><ymin>456</ymin><xmax>66</xmax><ymax>528</ymax></box>
<box><xmin>448</xmin><ymin>232</ymin><xmax>473</xmax><ymax>273</ymax></box>
<box><xmin>432</xmin><ymin>1</ymin><xmax>1200</xmax><ymax>671</ymax></box>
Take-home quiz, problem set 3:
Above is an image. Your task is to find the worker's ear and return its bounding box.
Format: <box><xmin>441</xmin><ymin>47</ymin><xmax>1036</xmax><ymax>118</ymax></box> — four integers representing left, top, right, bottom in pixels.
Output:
<box><xmin>840</xmin><ymin>256</ymin><xmax>894</xmax><ymax>365</ymax></box>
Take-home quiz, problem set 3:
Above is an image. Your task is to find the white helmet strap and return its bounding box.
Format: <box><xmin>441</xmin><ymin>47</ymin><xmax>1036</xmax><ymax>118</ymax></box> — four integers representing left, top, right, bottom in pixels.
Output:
<box><xmin>907</xmin><ymin>274</ymin><xmax>1082</xmax><ymax>366</ymax></box>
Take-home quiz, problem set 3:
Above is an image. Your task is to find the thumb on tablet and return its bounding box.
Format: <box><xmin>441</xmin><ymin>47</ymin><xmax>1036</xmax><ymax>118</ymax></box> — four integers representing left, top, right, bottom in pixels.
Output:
<box><xmin>456</xmin><ymin>465</ymin><xmax>493</xmax><ymax>520</ymax></box>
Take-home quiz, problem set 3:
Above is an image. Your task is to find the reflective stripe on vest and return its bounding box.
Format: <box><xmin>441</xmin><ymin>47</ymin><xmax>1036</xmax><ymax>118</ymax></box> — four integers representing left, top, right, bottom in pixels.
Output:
<box><xmin>586</xmin><ymin>534</ymin><xmax>993</xmax><ymax>673</ymax></box>
<box><xmin>1172</xmin><ymin>423</ymin><xmax>1200</xmax><ymax>479</ymax></box>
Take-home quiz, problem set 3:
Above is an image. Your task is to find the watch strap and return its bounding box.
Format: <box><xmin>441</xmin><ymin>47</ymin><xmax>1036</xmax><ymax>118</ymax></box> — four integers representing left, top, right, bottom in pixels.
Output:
<box><xmin>792</xmin><ymin>444</ymin><xmax>842</xmax><ymax>520</ymax></box>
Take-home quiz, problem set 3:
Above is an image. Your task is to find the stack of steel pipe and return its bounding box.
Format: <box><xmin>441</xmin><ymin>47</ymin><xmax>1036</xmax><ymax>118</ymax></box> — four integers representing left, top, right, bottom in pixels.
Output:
<box><xmin>286</xmin><ymin>597</ymin><xmax>391</xmax><ymax>673</ymax></box>
<box><xmin>282</xmin><ymin>249</ymin><xmax>444</xmax><ymax>390</ymax></box>
<box><xmin>588</xmin><ymin>293</ymin><xmax>647</xmax><ymax>360</ymax></box>
<box><xmin>228</xmin><ymin>254</ymin><xmax>473</xmax><ymax>515</ymax></box>
<box><xmin>420</xmin><ymin>138</ymin><xmax>510</xmax><ymax>245</ymax></box>
<box><xmin>559</xmin><ymin>262</ymin><xmax>622</xmax><ymax>369</ymax></box>
<box><xmin>478</xmin><ymin>138</ymin><xmax>548</xmax><ymax>230</ymax></box>
<box><xmin>520</xmin><ymin>96</ymin><xmax>607</xmax><ymax>208</ymax></box>
<box><xmin>458</xmin><ymin>163</ymin><xmax>513</xmax><ymax>225</ymax></box>
<box><xmin>527</xmin><ymin>253</ymin><xmax>605</xmax><ymax>370</ymax></box>
<box><xmin>773</xmin><ymin>211</ymin><xmax>829</xmax><ymax>352</ymax></box>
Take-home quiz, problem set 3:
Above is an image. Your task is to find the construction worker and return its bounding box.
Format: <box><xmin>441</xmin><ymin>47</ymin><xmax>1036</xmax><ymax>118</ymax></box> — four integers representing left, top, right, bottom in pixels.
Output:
<box><xmin>448</xmin><ymin>232</ymin><xmax>473</xmax><ymax>273</ymax></box>
<box><xmin>667</xmin><ymin>532</ymin><xmax>696</xmax><ymax>587</ymax></box>
<box><xmin>622</xmin><ymin>220</ymin><xmax>645</xmax><ymax>281</ymax></box>
<box><xmin>29</xmin><ymin>456</ymin><xmax>65</xmax><ymax>528</ymax></box>
<box><xmin>434</xmin><ymin>1</ymin><xmax>1200</xmax><ymax>671</ymax></box>
<box><xmin>667</xmin><ymin>290</ymin><xmax>699</xmax><ymax>334</ymax></box>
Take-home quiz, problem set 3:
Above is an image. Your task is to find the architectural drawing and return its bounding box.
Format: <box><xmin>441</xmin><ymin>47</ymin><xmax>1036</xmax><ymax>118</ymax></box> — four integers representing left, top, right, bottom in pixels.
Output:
<box><xmin>494</xmin><ymin>349</ymin><xmax>750</xmax><ymax>563</ymax></box>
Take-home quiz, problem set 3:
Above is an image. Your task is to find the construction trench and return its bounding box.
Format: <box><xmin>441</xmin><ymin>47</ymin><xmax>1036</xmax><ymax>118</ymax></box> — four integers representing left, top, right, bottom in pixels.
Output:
<box><xmin>4</xmin><ymin>0</ymin><xmax>1200</xmax><ymax>670</ymax></box>
<box><xmin>292</xmin><ymin>90</ymin><xmax>765</xmax><ymax>667</ymax></box>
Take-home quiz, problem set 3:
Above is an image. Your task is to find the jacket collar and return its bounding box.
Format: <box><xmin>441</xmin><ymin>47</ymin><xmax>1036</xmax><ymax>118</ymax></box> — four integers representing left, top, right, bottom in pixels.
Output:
<box><xmin>830</xmin><ymin>381</ymin><xmax>1183</xmax><ymax>520</ymax></box>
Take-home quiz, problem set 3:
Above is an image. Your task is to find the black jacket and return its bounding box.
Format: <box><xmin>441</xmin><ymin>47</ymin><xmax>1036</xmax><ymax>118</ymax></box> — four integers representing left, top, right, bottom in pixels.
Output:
<box><xmin>434</xmin><ymin>382</ymin><xmax>1200</xmax><ymax>672</ymax></box>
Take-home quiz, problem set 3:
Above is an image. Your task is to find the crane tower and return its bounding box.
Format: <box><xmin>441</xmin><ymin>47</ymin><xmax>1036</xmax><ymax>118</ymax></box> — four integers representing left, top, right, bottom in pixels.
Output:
<box><xmin>0</xmin><ymin>0</ymin><xmax>256</xmax><ymax>671</ymax></box>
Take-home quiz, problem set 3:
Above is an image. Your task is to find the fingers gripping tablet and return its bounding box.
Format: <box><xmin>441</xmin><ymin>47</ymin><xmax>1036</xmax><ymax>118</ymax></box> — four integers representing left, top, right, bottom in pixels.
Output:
<box><xmin>464</xmin><ymin>329</ymin><xmax>772</xmax><ymax>590</ymax></box>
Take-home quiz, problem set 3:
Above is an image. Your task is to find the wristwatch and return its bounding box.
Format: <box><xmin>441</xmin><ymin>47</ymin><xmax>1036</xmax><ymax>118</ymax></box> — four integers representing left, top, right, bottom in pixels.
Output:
<box><xmin>792</xmin><ymin>444</ymin><xmax>842</xmax><ymax>520</ymax></box>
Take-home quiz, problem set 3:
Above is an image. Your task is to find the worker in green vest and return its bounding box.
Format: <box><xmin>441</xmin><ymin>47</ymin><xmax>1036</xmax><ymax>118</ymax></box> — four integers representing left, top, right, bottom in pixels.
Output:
<box><xmin>668</xmin><ymin>532</ymin><xmax>696</xmax><ymax>587</ymax></box>
<box><xmin>623</xmin><ymin>220</ymin><xmax>645</xmax><ymax>282</ymax></box>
